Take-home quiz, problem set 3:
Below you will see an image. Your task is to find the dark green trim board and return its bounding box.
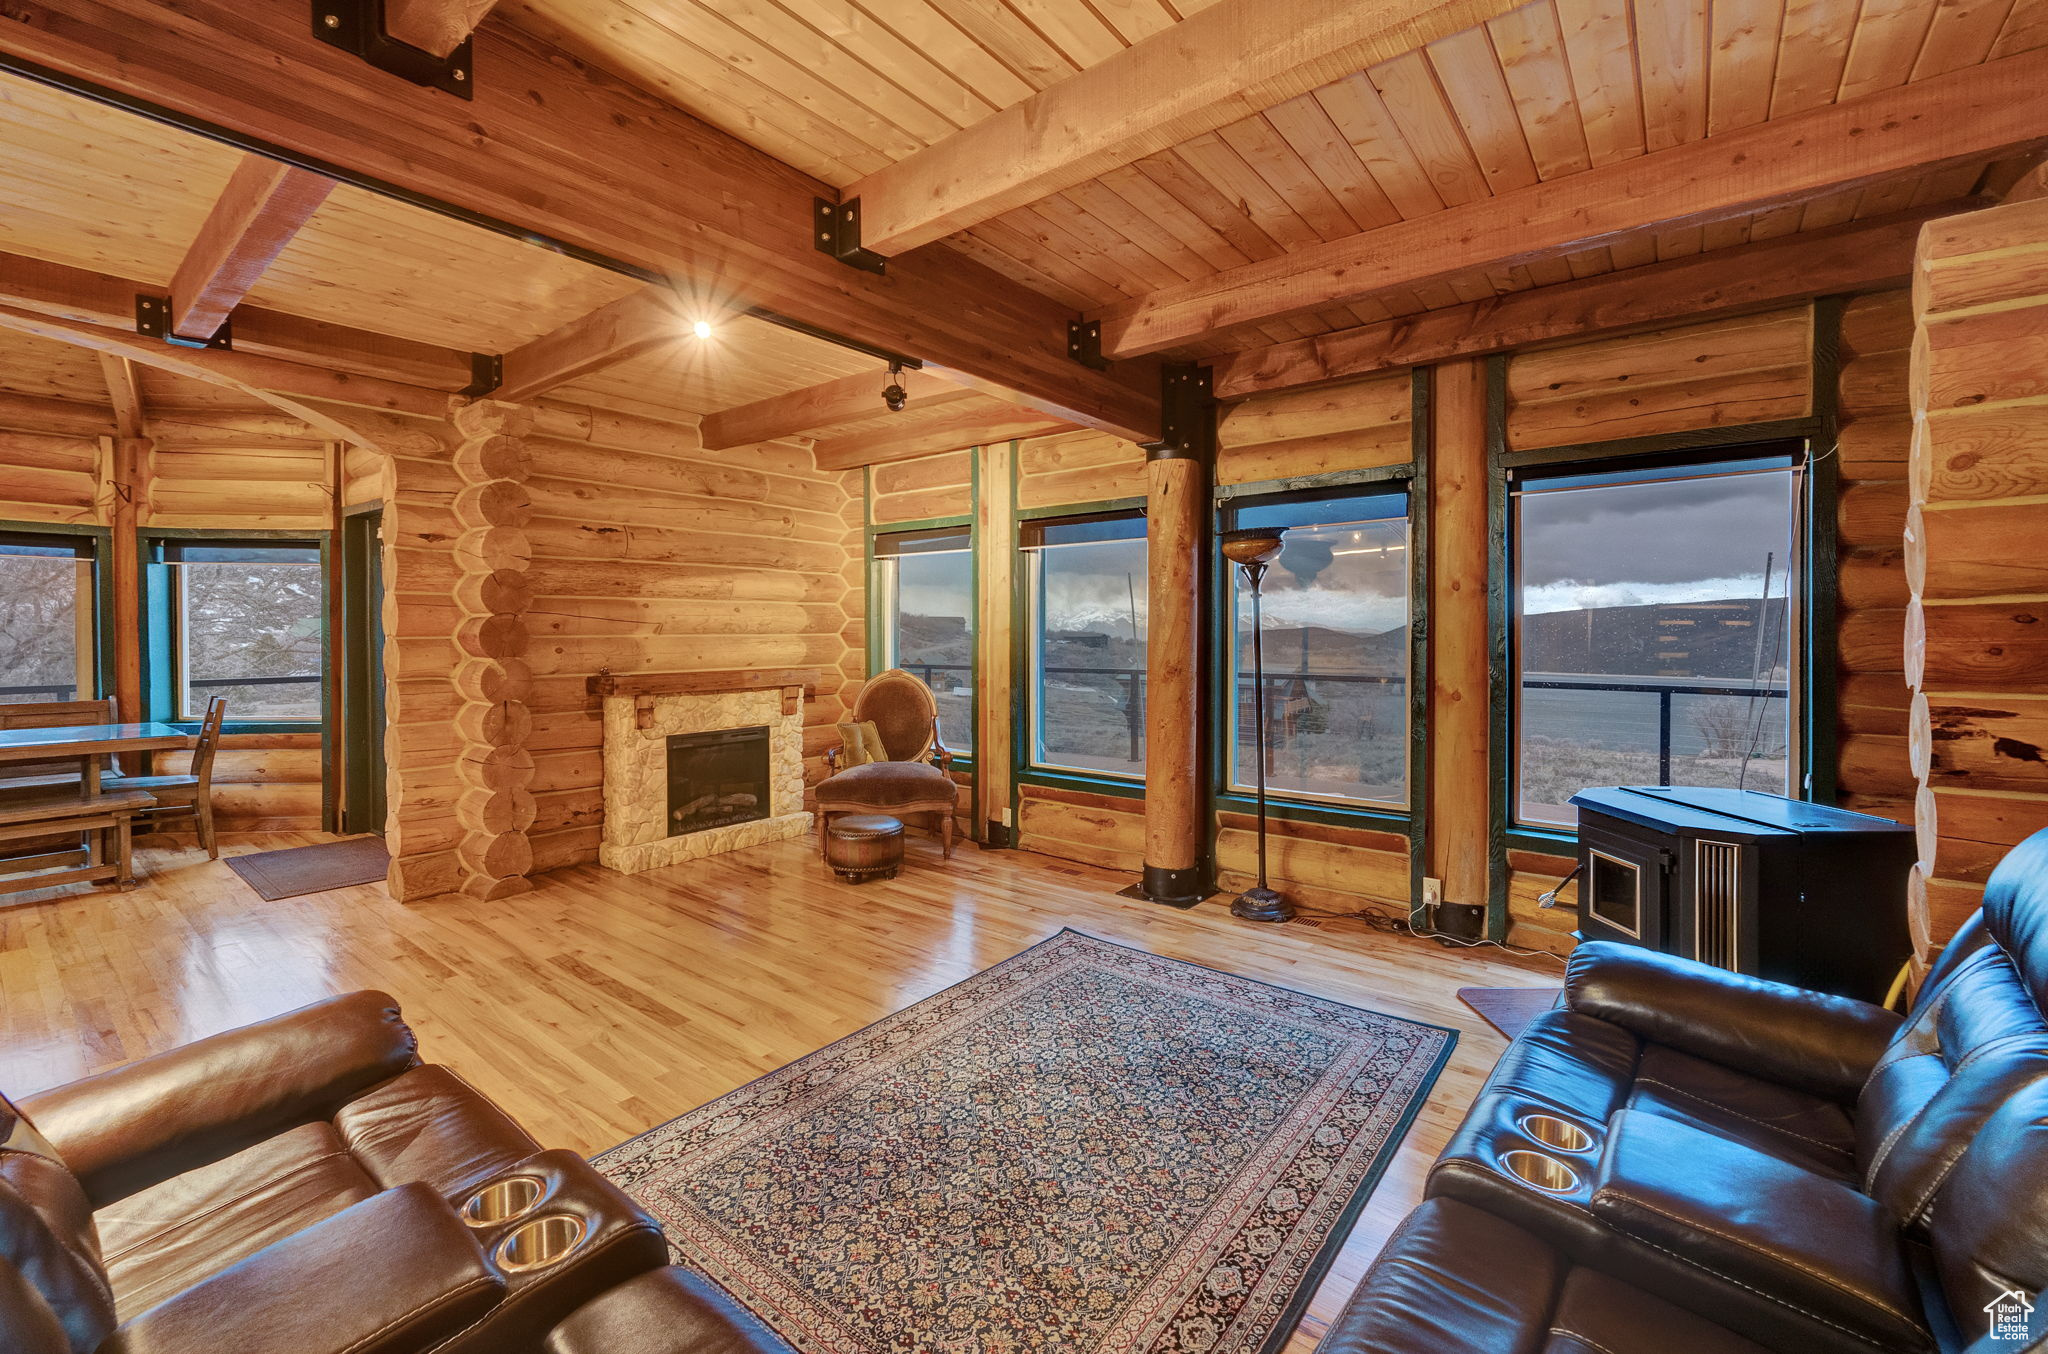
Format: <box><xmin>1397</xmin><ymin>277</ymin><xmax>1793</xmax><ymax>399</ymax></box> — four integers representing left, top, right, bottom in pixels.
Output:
<box><xmin>1497</xmin><ymin>418</ymin><xmax>1823</xmax><ymax>472</ymax></box>
<box><xmin>1407</xmin><ymin>366</ymin><xmax>1433</xmax><ymax>929</ymax></box>
<box><xmin>1014</xmin><ymin>495</ymin><xmax>1147</xmax><ymax>522</ymax></box>
<box><xmin>862</xmin><ymin>466</ymin><xmax>879</xmax><ymax>678</ymax></box>
<box><xmin>1212</xmin><ymin>461</ymin><xmax>1415</xmax><ymax>500</ymax></box>
<box><xmin>968</xmin><ymin>448</ymin><xmax>983</xmax><ymax>838</ymax></box>
<box><xmin>338</xmin><ymin>504</ymin><xmax>387</xmax><ymax>836</ymax></box>
<box><xmin>1806</xmin><ymin>296</ymin><xmax>1845</xmax><ymax>806</ymax></box>
<box><xmin>0</xmin><ymin>519</ymin><xmax>117</xmax><ymax>705</ymax></box>
<box><xmin>1483</xmin><ymin>354</ymin><xmax>1512</xmax><ymax>944</ymax></box>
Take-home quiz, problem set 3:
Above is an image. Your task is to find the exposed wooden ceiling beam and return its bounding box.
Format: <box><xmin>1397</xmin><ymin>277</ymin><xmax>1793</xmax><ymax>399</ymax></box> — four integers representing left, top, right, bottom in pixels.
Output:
<box><xmin>842</xmin><ymin>0</ymin><xmax>1526</xmax><ymax>257</ymax></box>
<box><xmin>495</xmin><ymin>288</ymin><xmax>691</xmax><ymax>404</ymax></box>
<box><xmin>96</xmin><ymin>353</ymin><xmax>146</xmax><ymax>438</ymax></box>
<box><xmin>383</xmin><ymin>0</ymin><xmax>498</xmax><ymax>58</ymax></box>
<box><xmin>0</xmin><ymin>248</ymin><xmax>475</xmax><ymax>391</ymax></box>
<box><xmin>699</xmin><ymin>368</ymin><xmax>972</xmax><ymax>450</ymax></box>
<box><xmin>813</xmin><ymin>400</ymin><xmax>1075</xmax><ymax>471</ymax></box>
<box><xmin>0</xmin><ymin>304</ymin><xmax>448</xmax><ymax>420</ymax></box>
<box><xmin>169</xmin><ymin>154</ymin><xmax>336</xmax><ymax>342</ymax></box>
<box><xmin>1209</xmin><ymin>207</ymin><xmax>1960</xmax><ymax>400</ymax></box>
<box><xmin>0</xmin><ymin>1</ymin><xmax>1161</xmax><ymax>442</ymax></box>
<box><xmin>1094</xmin><ymin>49</ymin><xmax>2048</xmax><ymax>359</ymax></box>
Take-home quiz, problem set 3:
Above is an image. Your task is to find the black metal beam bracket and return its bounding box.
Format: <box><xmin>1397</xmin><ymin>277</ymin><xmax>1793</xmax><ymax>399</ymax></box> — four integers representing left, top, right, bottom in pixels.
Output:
<box><xmin>313</xmin><ymin>0</ymin><xmax>475</xmax><ymax>100</ymax></box>
<box><xmin>462</xmin><ymin>352</ymin><xmax>504</xmax><ymax>398</ymax></box>
<box><xmin>1141</xmin><ymin>363</ymin><xmax>1215</xmax><ymax>461</ymax></box>
<box><xmin>1067</xmin><ymin>318</ymin><xmax>1107</xmax><ymax>370</ymax></box>
<box><xmin>135</xmin><ymin>294</ymin><xmax>231</xmax><ymax>351</ymax></box>
<box><xmin>813</xmin><ymin>198</ymin><xmax>886</xmax><ymax>275</ymax></box>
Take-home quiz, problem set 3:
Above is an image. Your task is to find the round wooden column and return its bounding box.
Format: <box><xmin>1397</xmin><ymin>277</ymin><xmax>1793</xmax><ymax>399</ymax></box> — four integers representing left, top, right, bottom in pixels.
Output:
<box><xmin>1140</xmin><ymin>447</ymin><xmax>1209</xmax><ymax>904</ymax></box>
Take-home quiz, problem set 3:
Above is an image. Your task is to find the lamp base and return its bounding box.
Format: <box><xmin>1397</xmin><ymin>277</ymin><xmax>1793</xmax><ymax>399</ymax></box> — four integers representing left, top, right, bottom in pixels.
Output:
<box><xmin>1231</xmin><ymin>886</ymin><xmax>1295</xmax><ymax>923</ymax></box>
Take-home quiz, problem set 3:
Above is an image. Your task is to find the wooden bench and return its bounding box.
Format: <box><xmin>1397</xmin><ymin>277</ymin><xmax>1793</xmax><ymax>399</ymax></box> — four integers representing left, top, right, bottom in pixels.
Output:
<box><xmin>0</xmin><ymin>788</ymin><xmax>154</xmax><ymax>896</ymax></box>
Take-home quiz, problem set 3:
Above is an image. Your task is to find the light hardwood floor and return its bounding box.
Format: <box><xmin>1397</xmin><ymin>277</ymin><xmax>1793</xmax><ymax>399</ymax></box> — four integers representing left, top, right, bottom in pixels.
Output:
<box><xmin>0</xmin><ymin>831</ymin><xmax>1560</xmax><ymax>1350</ymax></box>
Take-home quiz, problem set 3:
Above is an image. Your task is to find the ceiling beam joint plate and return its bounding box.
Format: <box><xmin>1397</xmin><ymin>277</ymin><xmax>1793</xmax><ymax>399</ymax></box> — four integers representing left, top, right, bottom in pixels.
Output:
<box><xmin>312</xmin><ymin>0</ymin><xmax>475</xmax><ymax>99</ymax></box>
<box><xmin>1067</xmin><ymin>318</ymin><xmax>1107</xmax><ymax>371</ymax></box>
<box><xmin>812</xmin><ymin>198</ymin><xmax>886</xmax><ymax>276</ymax></box>
<box><xmin>134</xmin><ymin>294</ymin><xmax>231</xmax><ymax>351</ymax></box>
<box><xmin>462</xmin><ymin>352</ymin><xmax>504</xmax><ymax>397</ymax></box>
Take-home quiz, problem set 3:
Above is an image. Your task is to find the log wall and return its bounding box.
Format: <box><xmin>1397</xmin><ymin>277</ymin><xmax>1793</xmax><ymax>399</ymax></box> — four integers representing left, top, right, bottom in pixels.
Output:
<box><xmin>869</xmin><ymin>448</ymin><xmax>971</xmax><ymax>524</ymax></box>
<box><xmin>1505</xmin><ymin>307</ymin><xmax>1812</xmax><ymax>450</ymax></box>
<box><xmin>1907</xmin><ymin>197</ymin><xmax>2048</xmax><ymax>976</ymax></box>
<box><xmin>1015</xmin><ymin>429</ymin><xmax>1146</xmax><ymax>509</ymax></box>
<box><xmin>1836</xmin><ymin>292</ymin><xmax>1917</xmax><ymax>824</ymax></box>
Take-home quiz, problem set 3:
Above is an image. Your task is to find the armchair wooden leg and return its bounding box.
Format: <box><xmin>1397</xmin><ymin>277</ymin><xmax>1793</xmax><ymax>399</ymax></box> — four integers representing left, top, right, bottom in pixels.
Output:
<box><xmin>941</xmin><ymin>811</ymin><xmax>954</xmax><ymax>860</ymax></box>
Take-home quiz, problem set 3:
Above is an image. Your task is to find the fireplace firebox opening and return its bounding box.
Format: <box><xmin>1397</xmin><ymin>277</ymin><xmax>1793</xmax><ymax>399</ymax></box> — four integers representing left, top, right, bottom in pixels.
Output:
<box><xmin>667</xmin><ymin>726</ymin><xmax>771</xmax><ymax>837</ymax></box>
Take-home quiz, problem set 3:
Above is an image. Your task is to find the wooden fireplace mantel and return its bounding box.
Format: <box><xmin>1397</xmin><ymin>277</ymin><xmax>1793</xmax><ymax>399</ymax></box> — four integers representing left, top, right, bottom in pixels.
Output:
<box><xmin>587</xmin><ymin>669</ymin><xmax>821</xmax><ymax>726</ymax></box>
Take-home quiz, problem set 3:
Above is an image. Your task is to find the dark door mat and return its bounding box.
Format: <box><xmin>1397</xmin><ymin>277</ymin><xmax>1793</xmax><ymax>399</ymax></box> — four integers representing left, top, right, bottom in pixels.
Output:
<box><xmin>225</xmin><ymin>836</ymin><xmax>390</xmax><ymax>901</ymax></box>
<box><xmin>1458</xmin><ymin>986</ymin><xmax>1564</xmax><ymax>1040</ymax></box>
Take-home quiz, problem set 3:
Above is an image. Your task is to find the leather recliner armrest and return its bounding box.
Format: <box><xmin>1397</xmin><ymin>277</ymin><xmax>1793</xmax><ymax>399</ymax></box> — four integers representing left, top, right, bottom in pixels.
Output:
<box><xmin>101</xmin><ymin>1183</ymin><xmax>503</xmax><ymax>1354</ymax></box>
<box><xmin>544</xmin><ymin>1266</ymin><xmax>799</xmax><ymax>1354</ymax></box>
<box><xmin>1565</xmin><ymin>942</ymin><xmax>1901</xmax><ymax>1102</ymax></box>
<box><xmin>22</xmin><ymin>990</ymin><xmax>420</xmax><ymax>1206</ymax></box>
<box><xmin>1589</xmin><ymin>1109</ymin><xmax>1930</xmax><ymax>1354</ymax></box>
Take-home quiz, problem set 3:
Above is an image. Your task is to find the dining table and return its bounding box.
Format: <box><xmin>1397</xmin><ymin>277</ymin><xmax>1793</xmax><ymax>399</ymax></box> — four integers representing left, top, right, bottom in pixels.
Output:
<box><xmin>0</xmin><ymin>722</ymin><xmax>197</xmax><ymax>894</ymax></box>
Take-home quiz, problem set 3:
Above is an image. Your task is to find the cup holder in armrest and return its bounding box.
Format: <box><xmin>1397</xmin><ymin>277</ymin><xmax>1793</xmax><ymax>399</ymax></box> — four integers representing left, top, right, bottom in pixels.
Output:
<box><xmin>1497</xmin><ymin>1149</ymin><xmax>1580</xmax><ymax>1194</ymax></box>
<box><xmin>495</xmin><ymin>1214</ymin><xmax>588</xmax><ymax>1273</ymax></box>
<box><xmin>461</xmin><ymin>1175</ymin><xmax>545</xmax><ymax>1228</ymax></box>
<box><xmin>1518</xmin><ymin>1113</ymin><xmax>1596</xmax><ymax>1155</ymax></box>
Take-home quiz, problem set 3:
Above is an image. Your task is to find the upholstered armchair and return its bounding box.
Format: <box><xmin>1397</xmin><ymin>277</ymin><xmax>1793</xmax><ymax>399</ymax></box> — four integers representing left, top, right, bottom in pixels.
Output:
<box><xmin>816</xmin><ymin>668</ymin><xmax>958</xmax><ymax>859</ymax></box>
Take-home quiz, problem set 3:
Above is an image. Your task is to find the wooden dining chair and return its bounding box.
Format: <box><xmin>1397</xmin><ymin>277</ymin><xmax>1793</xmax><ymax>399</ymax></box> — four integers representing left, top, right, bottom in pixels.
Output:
<box><xmin>0</xmin><ymin>697</ymin><xmax>118</xmax><ymax>730</ymax></box>
<box><xmin>123</xmin><ymin>697</ymin><xmax>227</xmax><ymax>858</ymax></box>
<box><xmin>0</xmin><ymin>697</ymin><xmax>121</xmax><ymax>792</ymax></box>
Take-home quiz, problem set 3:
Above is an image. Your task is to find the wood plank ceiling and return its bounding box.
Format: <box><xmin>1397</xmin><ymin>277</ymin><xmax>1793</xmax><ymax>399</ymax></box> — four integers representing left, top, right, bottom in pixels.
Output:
<box><xmin>509</xmin><ymin>0</ymin><xmax>2047</xmax><ymax>359</ymax></box>
<box><xmin>0</xmin><ymin>69</ymin><xmax>886</xmax><ymax>422</ymax></box>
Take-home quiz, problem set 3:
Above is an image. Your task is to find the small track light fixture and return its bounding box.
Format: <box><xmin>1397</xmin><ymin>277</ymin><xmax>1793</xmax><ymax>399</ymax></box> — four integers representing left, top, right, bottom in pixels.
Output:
<box><xmin>881</xmin><ymin>362</ymin><xmax>907</xmax><ymax>413</ymax></box>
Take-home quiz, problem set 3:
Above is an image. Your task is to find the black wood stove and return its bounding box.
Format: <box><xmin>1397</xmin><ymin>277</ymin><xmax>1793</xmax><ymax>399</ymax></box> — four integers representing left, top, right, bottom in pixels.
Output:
<box><xmin>1565</xmin><ymin>786</ymin><xmax>1914</xmax><ymax>1003</ymax></box>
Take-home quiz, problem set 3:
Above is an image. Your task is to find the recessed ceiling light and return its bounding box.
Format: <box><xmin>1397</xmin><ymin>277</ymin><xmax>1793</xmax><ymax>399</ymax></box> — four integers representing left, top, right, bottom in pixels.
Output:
<box><xmin>692</xmin><ymin>319</ymin><xmax>713</xmax><ymax>339</ymax></box>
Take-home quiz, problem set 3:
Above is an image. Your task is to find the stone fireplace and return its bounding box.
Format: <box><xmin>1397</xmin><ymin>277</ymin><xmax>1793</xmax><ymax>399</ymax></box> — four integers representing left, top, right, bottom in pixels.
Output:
<box><xmin>592</xmin><ymin>670</ymin><xmax>815</xmax><ymax>874</ymax></box>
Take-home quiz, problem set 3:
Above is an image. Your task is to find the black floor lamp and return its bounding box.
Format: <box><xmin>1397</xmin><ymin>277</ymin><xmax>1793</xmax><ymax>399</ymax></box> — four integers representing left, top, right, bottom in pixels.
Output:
<box><xmin>1221</xmin><ymin>525</ymin><xmax>1293</xmax><ymax>923</ymax></box>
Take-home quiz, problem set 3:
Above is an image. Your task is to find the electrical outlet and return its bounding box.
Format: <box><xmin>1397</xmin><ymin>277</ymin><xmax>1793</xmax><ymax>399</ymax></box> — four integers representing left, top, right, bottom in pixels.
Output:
<box><xmin>1421</xmin><ymin>876</ymin><xmax>1443</xmax><ymax>927</ymax></box>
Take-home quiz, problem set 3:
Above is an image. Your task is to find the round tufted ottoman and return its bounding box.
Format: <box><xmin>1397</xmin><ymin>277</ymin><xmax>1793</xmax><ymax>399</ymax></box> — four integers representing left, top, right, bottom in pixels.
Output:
<box><xmin>824</xmin><ymin>813</ymin><xmax>904</xmax><ymax>883</ymax></box>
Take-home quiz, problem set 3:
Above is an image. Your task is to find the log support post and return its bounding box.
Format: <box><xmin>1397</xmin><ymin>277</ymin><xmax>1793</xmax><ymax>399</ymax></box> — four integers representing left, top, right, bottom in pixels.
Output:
<box><xmin>100</xmin><ymin>435</ymin><xmax>151</xmax><ymax>731</ymax></box>
<box><xmin>1906</xmin><ymin>196</ymin><xmax>2048</xmax><ymax>981</ymax></box>
<box><xmin>1428</xmin><ymin>358</ymin><xmax>1494</xmax><ymax>940</ymax></box>
<box><xmin>1136</xmin><ymin>366</ymin><xmax>1213</xmax><ymax>905</ymax></box>
<box><xmin>448</xmin><ymin>399</ymin><xmax>538</xmax><ymax>900</ymax></box>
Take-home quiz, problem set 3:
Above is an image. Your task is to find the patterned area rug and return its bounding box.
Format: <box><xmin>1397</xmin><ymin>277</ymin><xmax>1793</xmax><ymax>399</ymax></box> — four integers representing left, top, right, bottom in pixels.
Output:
<box><xmin>596</xmin><ymin>930</ymin><xmax>1455</xmax><ymax>1354</ymax></box>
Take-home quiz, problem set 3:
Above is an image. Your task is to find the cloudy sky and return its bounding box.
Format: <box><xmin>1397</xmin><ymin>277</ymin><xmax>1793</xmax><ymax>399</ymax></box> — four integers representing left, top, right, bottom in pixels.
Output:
<box><xmin>1518</xmin><ymin>468</ymin><xmax>1797</xmax><ymax>615</ymax></box>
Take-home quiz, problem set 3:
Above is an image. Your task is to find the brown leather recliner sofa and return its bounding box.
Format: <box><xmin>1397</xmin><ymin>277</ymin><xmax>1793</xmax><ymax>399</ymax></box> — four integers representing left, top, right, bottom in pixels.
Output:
<box><xmin>0</xmin><ymin>990</ymin><xmax>791</xmax><ymax>1354</ymax></box>
<box><xmin>1320</xmin><ymin>826</ymin><xmax>2048</xmax><ymax>1354</ymax></box>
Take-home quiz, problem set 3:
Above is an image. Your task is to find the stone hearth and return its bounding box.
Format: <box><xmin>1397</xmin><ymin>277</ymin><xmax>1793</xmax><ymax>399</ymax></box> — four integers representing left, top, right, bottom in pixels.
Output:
<box><xmin>599</xmin><ymin>684</ymin><xmax>810</xmax><ymax>874</ymax></box>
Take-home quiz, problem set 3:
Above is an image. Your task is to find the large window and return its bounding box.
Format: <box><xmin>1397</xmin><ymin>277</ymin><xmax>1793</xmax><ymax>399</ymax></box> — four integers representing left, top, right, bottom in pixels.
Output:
<box><xmin>0</xmin><ymin>530</ymin><xmax>97</xmax><ymax>705</ymax></box>
<box><xmin>1024</xmin><ymin>512</ymin><xmax>1148</xmax><ymax>778</ymax></box>
<box><xmin>873</xmin><ymin>526</ymin><xmax>973</xmax><ymax>755</ymax></box>
<box><xmin>157</xmin><ymin>538</ymin><xmax>324</xmax><ymax>721</ymax></box>
<box><xmin>1511</xmin><ymin>450</ymin><xmax>1803</xmax><ymax>829</ymax></box>
<box><xmin>1226</xmin><ymin>487</ymin><xmax>1411</xmax><ymax>808</ymax></box>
